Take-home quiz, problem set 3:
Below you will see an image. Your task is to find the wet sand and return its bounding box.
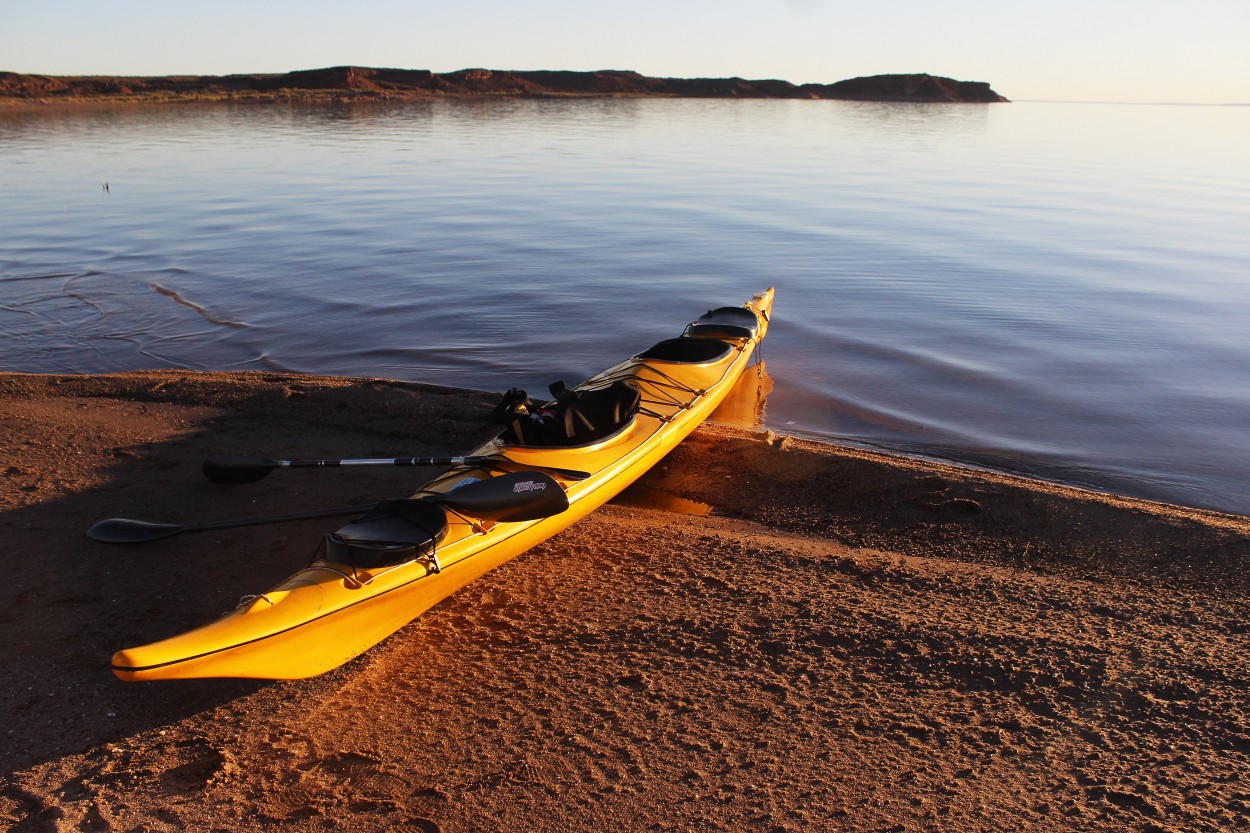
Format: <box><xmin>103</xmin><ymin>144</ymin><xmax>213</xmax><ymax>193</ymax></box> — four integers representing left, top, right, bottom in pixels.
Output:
<box><xmin>2</xmin><ymin>370</ymin><xmax>1247</xmax><ymax>832</ymax></box>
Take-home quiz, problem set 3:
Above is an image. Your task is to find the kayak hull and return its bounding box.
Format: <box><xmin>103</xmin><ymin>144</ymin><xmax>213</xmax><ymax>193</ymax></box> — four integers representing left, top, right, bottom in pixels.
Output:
<box><xmin>112</xmin><ymin>289</ymin><xmax>774</xmax><ymax>680</ymax></box>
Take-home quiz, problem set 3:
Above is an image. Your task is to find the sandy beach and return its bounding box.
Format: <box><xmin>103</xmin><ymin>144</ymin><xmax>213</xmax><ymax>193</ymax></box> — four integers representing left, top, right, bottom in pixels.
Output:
<box><xmin>2</xmin><ymin>369</ymin><xmax>1248</xmax><ymax>832</ymax></box>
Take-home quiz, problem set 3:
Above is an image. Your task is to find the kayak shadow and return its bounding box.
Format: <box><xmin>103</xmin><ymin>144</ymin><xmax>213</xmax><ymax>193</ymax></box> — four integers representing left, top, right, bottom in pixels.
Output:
<box><xmin>0</xmin><ymin>371</ymin><xmax>497</xmax><ymax>774</ymax></box>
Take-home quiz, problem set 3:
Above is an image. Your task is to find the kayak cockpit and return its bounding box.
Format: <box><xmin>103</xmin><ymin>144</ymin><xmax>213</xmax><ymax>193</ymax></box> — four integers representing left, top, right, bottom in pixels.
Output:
<box><xmin>635</xmin><ymin>337</ymin><xmax>733</xmax><ymax>364</ymax></box>
<box><xmin>498</xmin><ymin>379</ymin><xmax>643</xmax><ymax>448</ymax></box>
<box><xmin>324</xmin><ymin>499</ymin><xmax>448</xmax><ymax>569</ymax></box>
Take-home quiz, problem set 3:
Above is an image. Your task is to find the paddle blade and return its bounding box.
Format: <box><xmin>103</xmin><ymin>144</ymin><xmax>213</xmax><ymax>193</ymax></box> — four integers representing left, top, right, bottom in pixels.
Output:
<box><xmin>88</xmin><ymin>518</ymin><xmax>184</xmax><ymax>544</ymax></box>
<box><xmin>434</xmin><ymin>471</ymin><xmax>569</xmax><ymax>523</ymax></box>
<box><xmin>202</xmin><ymin>456</ymin><xmax>276</xmax><ymax>484</ymax></box>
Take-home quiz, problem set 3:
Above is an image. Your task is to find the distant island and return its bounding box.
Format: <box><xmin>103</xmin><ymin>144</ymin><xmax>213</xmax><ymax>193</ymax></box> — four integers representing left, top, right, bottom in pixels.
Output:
<box><xmin>0</xmin><ymin>67</ymin><xmax>1008</xmax><ymax>104</ymax></box>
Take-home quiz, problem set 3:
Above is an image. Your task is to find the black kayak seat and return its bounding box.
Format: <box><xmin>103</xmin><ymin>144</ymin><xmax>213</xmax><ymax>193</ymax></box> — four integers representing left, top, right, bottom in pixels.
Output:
<box><xmin>325</xmin><ymin>500</ymin><xmax>448</xmax><ymax>569</ymax></box>
<box><xmin>636</xmin><ymin>337</ymin><xmax>732</xmax><ymax>364</ymax></box>
<box><xmin>684</xmin><ymin>306</ymin><xmax>759</xmax><ymax>340</ymax></box>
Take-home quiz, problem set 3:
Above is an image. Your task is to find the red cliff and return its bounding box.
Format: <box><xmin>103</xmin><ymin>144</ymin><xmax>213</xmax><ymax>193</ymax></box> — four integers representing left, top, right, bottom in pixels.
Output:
<box><xmin>0</xmin><ymin>68</ymin><xmax>1008</xmax><ymax>104</ymax></box>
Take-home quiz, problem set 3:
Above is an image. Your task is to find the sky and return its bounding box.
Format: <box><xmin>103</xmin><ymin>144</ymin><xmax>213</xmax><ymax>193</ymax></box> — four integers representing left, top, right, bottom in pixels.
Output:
<box><xmin>3</xmin><ymin>0</ymin><xmax>1248</xmax><ymax>104</ymax></box>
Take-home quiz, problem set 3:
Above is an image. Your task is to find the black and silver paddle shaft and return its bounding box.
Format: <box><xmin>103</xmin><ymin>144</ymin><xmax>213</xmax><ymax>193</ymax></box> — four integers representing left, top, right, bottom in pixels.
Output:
<box><xmin>202</xmin><ymin>454</ymin><xmax>589</xmax><ymax>485</ymax></box>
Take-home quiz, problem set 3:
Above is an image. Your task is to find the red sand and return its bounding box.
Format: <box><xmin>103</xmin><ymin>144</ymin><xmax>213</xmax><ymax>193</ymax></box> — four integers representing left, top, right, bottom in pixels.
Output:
<box><xmin>2</xmin><ymin>370</ymin><xmax>1246</xmax><ymax>831</ymax></box>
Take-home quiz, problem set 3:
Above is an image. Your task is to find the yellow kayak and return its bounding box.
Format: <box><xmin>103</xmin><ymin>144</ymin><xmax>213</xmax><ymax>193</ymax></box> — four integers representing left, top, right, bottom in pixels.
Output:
<box><xmin>110</xmin><ymin>288</ymin><xmax>774</xmax><ymax>680</ymax></box>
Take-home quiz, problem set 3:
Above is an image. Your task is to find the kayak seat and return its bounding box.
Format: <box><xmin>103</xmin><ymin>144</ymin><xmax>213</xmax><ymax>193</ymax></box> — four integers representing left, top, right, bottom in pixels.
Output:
<box><xmin>637</xmin><ymin>337</ymin><xmax>732</xmax><ymax>364</ymax></box>
<box><xmin>684</xmin><ymin>306</ymin><xmax>759</xmax><ymax>340</ymax></box>
<box><xmin>325</xmin><ymin>500</ymin><xmax>448</xmax><ymax>569</ymax></box>
<box><xmin>503</xmin><ymin>379</ymin><xmax>641</xmax><ymax>447</ymax></box>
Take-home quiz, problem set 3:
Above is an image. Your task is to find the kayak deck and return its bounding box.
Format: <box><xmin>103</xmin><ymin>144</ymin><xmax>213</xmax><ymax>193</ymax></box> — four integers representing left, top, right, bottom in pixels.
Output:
<box><xmin>111</xmin><ymin>289</ymin><xmax>774</xmax><ymax>681</ymax></box>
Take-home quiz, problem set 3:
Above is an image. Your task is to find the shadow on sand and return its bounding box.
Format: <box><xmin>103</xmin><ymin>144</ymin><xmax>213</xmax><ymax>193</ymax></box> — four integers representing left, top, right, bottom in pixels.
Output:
<box><xmin>0</xmin><ymin>371</ymin><xmax>496</xmax><ymax>773</ymax></box>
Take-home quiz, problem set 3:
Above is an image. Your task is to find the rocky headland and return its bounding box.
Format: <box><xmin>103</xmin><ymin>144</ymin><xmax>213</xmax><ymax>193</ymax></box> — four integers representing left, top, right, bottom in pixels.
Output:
<box><xmin>0</xmin><ymin>67</ymin><xmax>1008</xmax><ymax>104</ymax></box>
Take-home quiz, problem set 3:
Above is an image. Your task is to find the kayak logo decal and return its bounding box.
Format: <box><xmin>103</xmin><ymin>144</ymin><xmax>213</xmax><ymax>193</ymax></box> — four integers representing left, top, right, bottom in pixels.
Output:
<box><xmin>512</xmin><ymin>480</ymin><xmax>548</xmax><ymax>493</ymax></box>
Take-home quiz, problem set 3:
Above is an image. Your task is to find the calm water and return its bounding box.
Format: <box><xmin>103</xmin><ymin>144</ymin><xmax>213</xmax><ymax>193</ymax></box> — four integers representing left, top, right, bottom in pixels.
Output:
<box><xmin>2</xmin><ymin>99</ymin><xmax>1248</xmax><ymax>513</ymax></box>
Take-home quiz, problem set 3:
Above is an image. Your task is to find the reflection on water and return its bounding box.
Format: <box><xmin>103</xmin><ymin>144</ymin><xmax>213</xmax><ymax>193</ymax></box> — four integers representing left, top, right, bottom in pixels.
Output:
<box><xmin>709</xmin><ymin>364</ymin><xmax>774</xmax><ymax>431</ymax></box>
<box><xmin>2</xmin><ymin>99</ymin><xmax>1249</xmax><ymax>514</ymax></box>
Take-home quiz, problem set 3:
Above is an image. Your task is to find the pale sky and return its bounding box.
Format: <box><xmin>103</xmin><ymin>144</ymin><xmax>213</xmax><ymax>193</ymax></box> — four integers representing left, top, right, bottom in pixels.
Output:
<box><xmin>3</xmin><ymin>0</ymin><xmax>1247</xmax><ymax>103</ymax></box>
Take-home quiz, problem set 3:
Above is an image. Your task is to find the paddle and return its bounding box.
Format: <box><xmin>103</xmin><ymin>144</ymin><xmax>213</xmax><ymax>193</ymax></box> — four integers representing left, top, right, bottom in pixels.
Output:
<box><xmin>88</xmin><ymin>471</ymin><xmax>569</xmax><ymax>545</ymax></box>
<box><xmin>202</xmin><ymin>454</ymin><xmax>590</xmax><ymax>485</ymax></box>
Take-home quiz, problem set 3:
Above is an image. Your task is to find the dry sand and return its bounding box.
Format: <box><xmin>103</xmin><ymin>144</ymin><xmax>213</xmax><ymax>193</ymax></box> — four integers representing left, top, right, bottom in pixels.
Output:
<box><xmin>1</xmin><ymin>370</ymin><xmax>1248</xmax><ymax>832</ymax></box>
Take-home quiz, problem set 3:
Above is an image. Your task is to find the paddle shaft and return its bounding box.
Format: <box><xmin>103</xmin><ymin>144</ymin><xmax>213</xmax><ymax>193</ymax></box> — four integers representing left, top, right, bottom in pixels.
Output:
<box><xmin>273</xmin><ymin>456</ymin><xmax>481</xmax><ymax>469</ymax></box>
<box><xmin>261</xmin><ymin>456</ymin><xmax>587</xmax><ymax>479</ymax></box>
<box><xmin>185</xmin><ymin>505</ymin><xmax>369</xmax><ymax>532</ymax></box>
<box><xmin>202</xmin><ymin>455</ymin><xmax>589</xmax><ymax>484</ymax></box>
<box><xmin>88</xmin><ymin>505</ymin><xmax>371</xmax><ymax>544</ymax></box>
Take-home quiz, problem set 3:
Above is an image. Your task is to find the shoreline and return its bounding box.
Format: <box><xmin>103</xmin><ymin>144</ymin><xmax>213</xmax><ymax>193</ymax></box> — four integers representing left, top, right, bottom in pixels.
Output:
<box><xmin>2</xmin><ymin>369</ymin><xmax>1247</xmax><ymax>831</ymax></box>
